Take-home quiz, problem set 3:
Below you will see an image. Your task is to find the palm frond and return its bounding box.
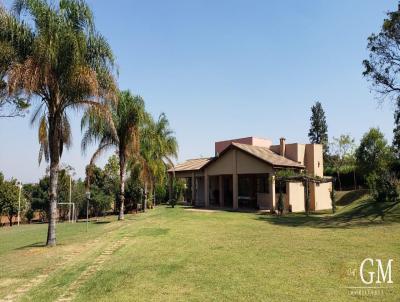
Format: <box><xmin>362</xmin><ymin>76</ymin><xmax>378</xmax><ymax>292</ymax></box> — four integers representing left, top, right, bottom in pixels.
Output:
<box><xmin>30</xmin><ymin>103</ymin><xmax>44</xmax><ymax>126</ymax></box>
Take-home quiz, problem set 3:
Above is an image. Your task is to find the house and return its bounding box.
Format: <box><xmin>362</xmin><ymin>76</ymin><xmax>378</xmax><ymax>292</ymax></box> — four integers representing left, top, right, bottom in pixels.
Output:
<box><xmin>168</xmin><ymin>137</ymin><xmax>332</xmax><ymax>212</ymax></box>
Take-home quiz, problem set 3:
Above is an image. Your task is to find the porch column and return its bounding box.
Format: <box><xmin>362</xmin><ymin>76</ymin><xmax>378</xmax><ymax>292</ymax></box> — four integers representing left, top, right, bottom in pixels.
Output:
<box><xmin>218</xmin><ymin>175</ymin><xmax>224</xmax><ymax>207</ymax></box>
<box><xmin>270</xmin><ymin>174</ymin><xmax>276</xmax><ymax>211</ymax></box>
<box><xmin>232</xmin><ymin>149</ymin><xmax>238</xmax><ymax>210</ymax></box>
<box><xmin>233</xmin><ymin>173</ymin><xmax>238</xmax><ymax>210</ymax></box>
<box><xmin>191</xmin><ymin>172</ymin><xmax>195</xmax><ymax>204</ymax></box>
<box><xmin>204</xmin><ymin>173</ymin><xmax>209</xmax><ymax>208</ymax></box>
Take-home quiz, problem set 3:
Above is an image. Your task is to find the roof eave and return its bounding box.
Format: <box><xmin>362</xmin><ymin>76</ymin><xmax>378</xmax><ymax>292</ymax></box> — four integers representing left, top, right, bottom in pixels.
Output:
<box><xmin>273</xmin><ymin>164</ymin><xmax>305</xmax><ymax>169</ymax></box>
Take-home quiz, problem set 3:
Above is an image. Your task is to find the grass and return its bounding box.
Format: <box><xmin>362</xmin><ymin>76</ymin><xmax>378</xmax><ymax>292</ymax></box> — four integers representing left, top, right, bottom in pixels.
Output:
<box><xmin>0</xmin><ymin>196</ymin><xmax>399</xmax><ymax>302</ymax></box>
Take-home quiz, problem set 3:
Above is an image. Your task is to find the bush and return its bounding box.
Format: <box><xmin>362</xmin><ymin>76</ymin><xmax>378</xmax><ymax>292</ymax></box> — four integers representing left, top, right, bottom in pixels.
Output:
<box><xmin>330</xmin><ymin>187</ymin><xmax>336</xmax><ymax>213</ymax></box>
<box><xmin>146</xmin><ymin>198</ymin><xmax>153</xmax><ymax>209</ymax></box>
<box><xmin>277</xmin><ymin>192</ymin><xmax>284</xmax><ymax>215</ymax></box>
<box><xmin>367</xmin><ymin>172</ymin><xmax>399</xmax><ymax>203</ymax></box>
<box><xmin>25</xmin><ymin>208</ymin><xmax>34</xmax><ymax>223</ymax></box>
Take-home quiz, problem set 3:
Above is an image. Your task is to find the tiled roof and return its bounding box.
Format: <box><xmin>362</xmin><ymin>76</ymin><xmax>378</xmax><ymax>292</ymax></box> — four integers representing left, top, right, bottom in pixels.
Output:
<box><xmin>231</xmin><ymin>143</ymin><xmax>305</xmax><ymax>168</ymax></box>
<box><xmin>169</xmin><ymin>143</ymin><xmax>304</xmax><ymax>173</ymax></box>
<box><xmin>168</xmin><ymin>157</ymin><xmax>213</xmax><ymax>172</ymax></box>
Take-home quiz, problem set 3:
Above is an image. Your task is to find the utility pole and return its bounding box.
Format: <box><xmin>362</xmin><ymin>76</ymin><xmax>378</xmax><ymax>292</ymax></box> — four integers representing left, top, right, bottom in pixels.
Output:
<box><xmin>85</xmin><ymin>191</ymin><xmax>90</xmax><ymax>232</ymax></box>
<box><xmin>69</xmin><ymin>175</ymin><xmax>72</xmax><ymax>223</ymax></box>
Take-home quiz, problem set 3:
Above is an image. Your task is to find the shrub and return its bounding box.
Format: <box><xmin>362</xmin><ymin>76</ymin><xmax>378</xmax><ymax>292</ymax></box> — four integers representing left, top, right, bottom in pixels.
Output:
<box><xmin>277</xmin><ymin>192</ymin><xmax>284</xmax><ymax>215</ymax></box>
<box><xmin>25</xmin><ymin>208</ymin><xmax>34</xmax><ymax>223</ymax></box>
<box><xmin>330</xmin><ymin>187</ymin><xmax>336</xmax><ymax>213</ymax></box>
<box><xmin>367</xmin><ymin>172</ymin><xmax>399</xmax><ymax>203</ymax></box>
<box><xmin>146</xmin><ymin>198</ymin><xmax>153</xmax><ymax>209</ymax></box>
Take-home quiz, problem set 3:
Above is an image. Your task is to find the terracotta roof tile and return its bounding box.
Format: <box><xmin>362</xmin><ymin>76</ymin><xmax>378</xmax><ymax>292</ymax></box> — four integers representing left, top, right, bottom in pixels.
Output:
<box><xmin>170</xmin><ymin>143</ymin><xmax>304</xmax><ymax>173</ymax></box>
<box><xmin>231</xmin><ymin>143</ymin><xmax>304</xmax><ymax>168</ymax></box>
<box><xmin>168</xmin><ymin>157</ymin><xmax>213</xmax><ymax>172</ymax></box>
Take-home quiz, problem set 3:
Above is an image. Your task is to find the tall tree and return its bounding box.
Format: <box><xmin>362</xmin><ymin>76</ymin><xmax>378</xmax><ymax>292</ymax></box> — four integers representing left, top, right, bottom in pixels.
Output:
<box><xmin>140</xmin><ymin>113</ymin><xmax>178</xmax><ymax>206</ymax></box>
<box><xmin>0</xmin><ymin>8</ymin><xmax>30</xmax><ymax>118</ymax></box>
<box><xmin>329</xmin><ymin>134</ymin><xmax>355</xmax><ymax>191</ymax></box>
<box><xmin>393</xmin><ymin>98</ymin><xmax>400</xmax><ymax>159</ymax></box>
<box><xmin>363</xmin><ymin>4</ymin><xmax>400</xmax><ymax>102</ymax></box>
<box><xmin>355</xmin><ymin>128</ymin><xmax>392</xmax><ymax>178</ymax></box>
<box><xmin>363</xmin><ymin>4</ymin><xmax>400</xmax><ymax>159</ymax></box>
<box><xmin>0</xmin><ymin>0</ymin><xmax>115</xmax><ymax>245</ymax></box>
<box><xmin>308</xmin><ymin>101</ymin><xmax>329</xmax><ymax>157</ymax></box>
<box><xmin>82</xmin><ymin>90</ymin><xmax>145</xmax><ymax>220</ymax></box>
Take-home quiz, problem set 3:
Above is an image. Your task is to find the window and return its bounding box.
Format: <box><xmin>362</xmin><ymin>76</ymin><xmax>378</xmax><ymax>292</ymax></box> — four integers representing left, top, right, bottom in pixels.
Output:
<box><xmin>256</xmin><ymin>175</ymin><xmax>269</xmax><ymax>194</ymax></box>
<box><xmin>238</xmin><ymin>176</ymin><xmax>251</xmax><ymax>196</ymax></box>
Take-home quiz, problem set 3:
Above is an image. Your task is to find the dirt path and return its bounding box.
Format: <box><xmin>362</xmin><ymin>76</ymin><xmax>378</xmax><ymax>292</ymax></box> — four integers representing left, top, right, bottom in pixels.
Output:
<box><xmin>0</xmin><ymin>238</ymin><xmax>103</xmax><ymax>302</ymax></box>
<box><xmin>0</xmin><ymin>220</ymin><xmax>130</xmax><ymax>302</ymax></box>
<box><xmin>55</xmin><ymin>236</ymin><xmax>129</xmax><ymax>302</ymax></box>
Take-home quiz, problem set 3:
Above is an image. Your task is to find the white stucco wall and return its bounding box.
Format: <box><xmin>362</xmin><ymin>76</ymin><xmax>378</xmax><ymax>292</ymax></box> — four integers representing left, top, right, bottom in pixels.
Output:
<box><xmin>314</xmin><ymin>182</ymin><xmax>332</xmax><ymax>211</ymax></box>
<box><xmin>287</xmin><ymin>182</ymin><xmax>305</xmax><ymax>212</ymax></box>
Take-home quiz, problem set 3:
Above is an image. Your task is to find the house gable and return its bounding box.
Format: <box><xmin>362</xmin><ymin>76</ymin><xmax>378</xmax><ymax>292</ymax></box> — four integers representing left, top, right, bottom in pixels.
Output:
<box><xmin>205</xmin><ymin>147</ymin><xmax>273</xmax><ymax>176</ymax></box>
<box><xmin>236</xmin><ymin>149</ymin><xmax>274</xmax><ymax>174</ymax></box>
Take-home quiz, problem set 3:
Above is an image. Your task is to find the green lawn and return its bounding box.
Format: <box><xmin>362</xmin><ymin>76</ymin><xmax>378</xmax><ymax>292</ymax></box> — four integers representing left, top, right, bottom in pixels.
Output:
<box><xmin>0</xmin><ymin>198</ymin><xmax>399</xmax><ymax>302</ymax></box>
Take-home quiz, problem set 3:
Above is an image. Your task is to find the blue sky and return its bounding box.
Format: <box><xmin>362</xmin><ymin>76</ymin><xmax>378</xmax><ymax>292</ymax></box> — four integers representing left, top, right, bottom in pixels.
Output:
<box><xmin>0</xmin><ymin>0</ymin><xmax>397</xmax><ymax>183</ymax></box>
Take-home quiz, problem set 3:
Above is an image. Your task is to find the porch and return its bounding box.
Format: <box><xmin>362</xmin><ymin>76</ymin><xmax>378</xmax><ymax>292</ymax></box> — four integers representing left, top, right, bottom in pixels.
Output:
<box><xmin>177</xmin><ymin>173</ymin><xmax>276</xmax><ymax>211</ymax></box>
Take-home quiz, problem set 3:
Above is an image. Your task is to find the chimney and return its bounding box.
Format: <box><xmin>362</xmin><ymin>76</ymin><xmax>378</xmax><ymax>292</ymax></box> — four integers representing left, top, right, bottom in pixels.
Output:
<box><xmin>279</xmin><ymin>137</ymin><xmax>286</xmax><ymax>157</ymax></box>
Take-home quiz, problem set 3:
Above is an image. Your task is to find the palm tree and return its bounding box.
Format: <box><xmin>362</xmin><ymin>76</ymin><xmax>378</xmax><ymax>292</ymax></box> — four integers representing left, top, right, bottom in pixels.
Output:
<box><xmin>140</xmin><ymin>113</ymin><xmax>178</xmax><ymax>206</ymax></box>
<box><xmin>82</xmin><ymin>90</ymin><xmax>145</xmax><ymax>220</ymax></box>
<box><xmin>0</xmin><ymin>0</ymin><xmax>115</xmax><ymax>246</ymax></box>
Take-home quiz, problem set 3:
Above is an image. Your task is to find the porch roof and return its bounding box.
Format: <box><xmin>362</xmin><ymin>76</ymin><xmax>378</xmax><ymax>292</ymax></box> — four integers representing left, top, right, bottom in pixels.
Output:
<box><xmin>168</xmin><ymin>157</ymin><xmax>214</xmax><ymax>172</ymax></box>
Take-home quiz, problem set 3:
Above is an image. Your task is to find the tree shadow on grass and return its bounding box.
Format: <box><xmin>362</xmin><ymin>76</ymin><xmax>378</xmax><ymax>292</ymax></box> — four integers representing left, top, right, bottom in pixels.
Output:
<box><xmin>256</xmin><ymin>199</ymin><xmax>400</xmax><ymax>229</ymax></box>
<box><xmin>336</xmin><ymin>190</ymin><xmax>369</xmax><ymax>206</ymax></box>
<box><xmin>15</xmin><ymin>242</ymin><xmax>47</xmax><ymax>250</ymax></box>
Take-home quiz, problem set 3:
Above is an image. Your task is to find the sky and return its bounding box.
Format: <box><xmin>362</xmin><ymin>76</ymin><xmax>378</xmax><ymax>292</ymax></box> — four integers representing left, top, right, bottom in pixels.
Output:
<box><xmin>0</xmin><ymin>0</ymin><xmax>397</xmax><ymax>183</ymax></box>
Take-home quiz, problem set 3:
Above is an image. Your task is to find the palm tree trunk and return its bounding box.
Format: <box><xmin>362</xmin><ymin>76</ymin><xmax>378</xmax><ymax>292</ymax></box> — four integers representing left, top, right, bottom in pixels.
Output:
<box><xmin>143</xmin><ymin>182</ymin><xmax>147</xmax><ymax>212</ymax></box>
<box><xmin>153</xmin><ymin>181</ymin><xmax>156</xmax><ymax>207</ymax></box>
<box><xmin>118</xmin><ymin>154</ymin><xmax>126</xmax><ymax>220</ymax></box>
<box><xmin>47</xmin><ymin>116</ymin><xmax>60</xmax><ymax>246</ymax></box>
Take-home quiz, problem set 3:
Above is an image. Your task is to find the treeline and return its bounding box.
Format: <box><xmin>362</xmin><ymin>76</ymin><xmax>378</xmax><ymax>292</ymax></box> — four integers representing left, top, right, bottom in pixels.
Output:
<box><xmin>0</xmin><ymin>153</ymin><xmax>185</xmax><ymax>226</ymax></box>
<box><xmin>308</xmin><ymin>102</ymin><xmax>399</xmax><ymax>203</ymax></box>
<box><xmin>306</xmin><ymin>3</ymin><xmax>400</xmax><ymax>203</ymax></box>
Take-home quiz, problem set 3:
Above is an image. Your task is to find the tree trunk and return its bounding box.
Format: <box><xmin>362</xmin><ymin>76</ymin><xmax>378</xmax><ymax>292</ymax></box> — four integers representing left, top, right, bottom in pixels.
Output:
<box><xmin>47</xmin><ymin>150</ymin><xmax>59</xmax><ymax>246</ymax></box>
<box><xmin>304</xmin><ymin>180</ymin><xmax>310</xmax><ymax>216</ymax></box>
<box><xmin>8</xmin><ymin>215</ymin><xmax>13</xmax><ymax>227</ymax></box>
<box><xmin>143</xmin><ymin>182</ymin><xmax>147</xmax><ymax>213</ymax></box>
<box><xmin>118</xmin><ymin>154</ymin><xmax>126</xmax><ymax>220</ymax></box>
<box><xmin>153</xmin><ymin>181</ymin><xmax>156</xmax><ymax>208</ymax></box>
<box><xmin>46</xmin><ymin>115</ymin><xmax>60</xmax><ymax>247</ymax></box>
<box><xmin>337</xmin><ymin>170</ymin><xmax>342</xmax><ymax>191</ymax></box>
<box><xmin>353</xmin><ymin>170</ymin><xmax>357</xmax><ymax>190</ymax></box>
